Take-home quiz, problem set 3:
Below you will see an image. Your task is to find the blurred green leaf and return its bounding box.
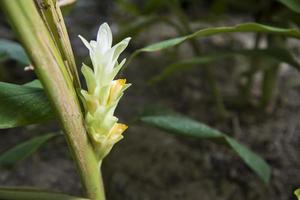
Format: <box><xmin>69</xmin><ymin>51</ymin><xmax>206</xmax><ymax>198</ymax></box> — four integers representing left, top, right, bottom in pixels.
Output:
<box><xmin>295</xmin><ymin>188</ymin><xmax>300</xmax><ymax>199</ymax></box>
<box><xmin>0</xmin><ymin>81</ymin><xmax>54</xmax><ymax>129</ymax></box>
<box><xmin>150</xmin><ymin>48</ymin><xmax>300</xmax><ymax>83</ymax></box>
<box><xmin>128</xmin><ymin>23</ymin><xmax>300</xmax><ymax>64</ymax></box>
<box><xmin>0</xmin><ymin>187</ymin><xmax>89</xmax><ymax>200</ymax></box>
<box><xmin>0</xmin><ymin>133</ymin><xmax>57</xmax><ymax>167</ymax></box>
<box><xmin>141</xmin><ymin>114</ymin><xmax>271</xmax><ymax>183</ymax></box>
<box><xmin>0</xmin><ymin>39</ymin><xmax>29</xmax><ymax>65</ymax></box>
<box><xmin>23</xmin><ymin>79</ymin><xmax>43</xmax><ymax>88</ymax></box>
<box><xmin>143</xmin><ymin>0</ymin><xmax>168</xmax><ymax>14</ymax></box>
<box><xmin>211</xmin><ymin>0</ymin><xmax>228</xmax><ymax>14</ymax></box>
<box><xmin>116</xmin><ymin>0</ymin><xmax>141</xmax><ymax>16</ymax></box>
<box><xmin>115</xmin><ymin>15</ymin><xmax>160</xmax><ymax>42</ymax></box>
<box><xmin>150</xmin><ymin>53</ymin><xmax>231</xmax><ymax>84</ymax></box>
<box><xmin>278</xmin><ymin>0</ymin><xmax>300</xmax><ymax>14</ymax></box>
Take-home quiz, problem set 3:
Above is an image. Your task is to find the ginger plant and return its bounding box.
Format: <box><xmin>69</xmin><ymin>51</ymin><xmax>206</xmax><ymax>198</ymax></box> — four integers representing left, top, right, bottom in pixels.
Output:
<box><xmin>0</xmin><ymin>1</ymin><xmax>130</xmax><ymax>200</ymax></box>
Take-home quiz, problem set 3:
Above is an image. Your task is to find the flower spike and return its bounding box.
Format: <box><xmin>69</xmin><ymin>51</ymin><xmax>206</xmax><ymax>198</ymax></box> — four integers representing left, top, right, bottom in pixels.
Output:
<box><xmin>79</xmin><ymin>23</ymin><xmax>131</xmax><ymax>160</ymax></box>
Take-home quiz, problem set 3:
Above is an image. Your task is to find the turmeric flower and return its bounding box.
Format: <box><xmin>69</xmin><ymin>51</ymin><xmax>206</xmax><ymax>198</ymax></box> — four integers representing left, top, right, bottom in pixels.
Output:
<box><xmin>79</xmin><ymin>23</ymin><xmax>131</xmax><ymax>160</ymax></box>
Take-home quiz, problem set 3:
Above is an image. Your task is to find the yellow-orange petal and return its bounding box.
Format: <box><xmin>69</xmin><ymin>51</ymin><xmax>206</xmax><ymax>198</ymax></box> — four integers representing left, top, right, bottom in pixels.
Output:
<box><xmin>108</xmin><ymin>79</ymin><xmax>127</xmax><ymax>103</ymax></box>
<box><xmin>109</xmin><ymin>123</ymin><xmax>128</xmax><ymax>141</ymax></box>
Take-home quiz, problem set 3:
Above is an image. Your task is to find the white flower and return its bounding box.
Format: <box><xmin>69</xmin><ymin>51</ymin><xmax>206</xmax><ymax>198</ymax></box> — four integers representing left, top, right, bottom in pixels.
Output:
<box><xmin>79</xmin><ymin>23</ymin><xmax>131</xmax><ymax>160</ymax></box>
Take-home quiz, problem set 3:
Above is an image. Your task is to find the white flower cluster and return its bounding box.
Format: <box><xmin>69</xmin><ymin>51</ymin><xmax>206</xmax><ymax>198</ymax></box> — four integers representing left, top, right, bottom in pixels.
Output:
<box><xmin>79</xmin><ymin>23</ymin><xmax>131</xmax><ymax>160</ymax></box>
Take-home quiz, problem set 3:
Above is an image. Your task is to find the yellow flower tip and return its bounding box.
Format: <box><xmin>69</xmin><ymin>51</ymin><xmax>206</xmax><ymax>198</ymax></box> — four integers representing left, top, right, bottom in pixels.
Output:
<box><xmin>107</xmin><ymin>123</ymin><xmax>127</xmax><ymax>141</ymax></box>
<box><xmin>113</xmin><ymin>123</ymin><xmax>128</xmax><ymax>135</ymax></box>
<box><xmin>118</xmin><ymin>79</ymin><xmax>127</xmax><ymax>85</ymax></box>
<box><xmin>113</xmin><ymin>79</ymin><xmax>127</xmax><ymax>90</ymax></box>
<box><xmin>108</xmin><ymin>79</ymin><xmax>128</xmax><ymax>103</ymax></box>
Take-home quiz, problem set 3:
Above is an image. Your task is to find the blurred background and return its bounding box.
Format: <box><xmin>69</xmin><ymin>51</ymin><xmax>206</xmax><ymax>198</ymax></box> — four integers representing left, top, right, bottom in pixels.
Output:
<box><xmin>1</xmin><ymin>0</ymin><xmax>300</xmax><ymax>199</ymax></box>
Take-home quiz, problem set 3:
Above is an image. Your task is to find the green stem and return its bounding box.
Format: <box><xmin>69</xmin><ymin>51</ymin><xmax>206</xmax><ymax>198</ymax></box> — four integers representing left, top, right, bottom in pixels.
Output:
<box><xmin>0</xmin><ymin>1</ymin><xmax>105</xmax><ymax>200</ymax></box>
<box><xmin>261</xmin><ymin>64</ymin><xmax>279</xmax><ymax>109</ymax></box>
<box><xmin>240</xmin><ymin>32</ymin><xmax>262</xmax><ymax>104</ymax></box>
<box><xmin>260</xmin><ymin>35</ymin><xmax>282</xmax><ymax>110</ymax></box>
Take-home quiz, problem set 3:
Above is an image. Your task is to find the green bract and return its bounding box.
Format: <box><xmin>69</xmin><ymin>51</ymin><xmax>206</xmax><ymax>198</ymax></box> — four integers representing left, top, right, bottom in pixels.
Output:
<box><xmin>295</xmin><ymin>188</ymin><xmax>300</xmax><ymax>200</ymax></box>
<box><xmin>79</xmin><ymin>23</ymin><xmax>131</xmax><ymax>160</ymax></box>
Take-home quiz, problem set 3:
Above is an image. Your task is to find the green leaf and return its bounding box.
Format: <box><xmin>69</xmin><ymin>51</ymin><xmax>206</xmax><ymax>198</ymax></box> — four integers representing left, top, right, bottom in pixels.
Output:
<box><xmin>0</xmin><ymin>133</ymin><xmax>57</xmax><ymax>166</ymax></box>
<box><xmin>149</xmin><ymin>48</ymin><xmax>300</xmax><ymax>83</ymax></box>
<box><xmin>278</xmin><ymin>0</ymin><xmax>300</xmax><ymax>14</ymax></box>
<box><xmin>141</xmin><ymin>114</ymin><xmax>271</xmax><ymax>183</ymax></box>
<box><xmin>0</xmin><ymin>39</ymin><xmax>29</xmax><ymax>65</ymax></box>
<box><xmin>295</xmin><ymin>188</ymin><xmax>300</xmax><ymax>200</ymax></box>
<box><xmin>128</xmin><ymin>23</ymin><xmax>300</xmax><ymax>64</ymax></box>
<box><xmin>23</xmin><ymin>79</ymin><xmax>43</xmax><ymax>88</ymax></box>
<box><xmin>0</xmin><ymin>81</ymin><xmax>55</xmax><ymax>129</ymax></box>
<box><xmin>0</xmin><ymin>187</ymin><xmax>89</xmax><ymax>200</ymax></box>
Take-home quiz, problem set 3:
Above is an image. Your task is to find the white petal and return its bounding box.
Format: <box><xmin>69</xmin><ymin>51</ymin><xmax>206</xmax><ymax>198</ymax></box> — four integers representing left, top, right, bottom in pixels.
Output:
<box><xmin>90</xmin><ymin>40</ymin><xmax>97</xmax><ymax>50</ymax></box>
<box><xmin>102</xmin><ymin>47</ymin><xmax>117</xmax><ymax>74</ymax></box>
<box><xmin>97</xmin><ymin>23</ymin><xmax>113</xmax><ymax>53</ymax></box>
<box><xmin>90</xmin><ymin>50</ymin><xmax>105</xmax><ymax>78</ymax></box>
<box><xmin>78</xmin><ymin>35</ymin><xmax>91</xmax><ymax>50</ymax></box>
<box><xmin>102</xmin><ymin>38</ymin><xmax>130</xmax><ymax>76</ymax></box>
<box><xmin>111</xmin><ymin>59</ymin><xmax>126</xmax><ymax>78</ymax></box>
<box><xmin>112</xmin><ymin>37</ymin><xmax>131</xmax><ymax>61</ymax></box>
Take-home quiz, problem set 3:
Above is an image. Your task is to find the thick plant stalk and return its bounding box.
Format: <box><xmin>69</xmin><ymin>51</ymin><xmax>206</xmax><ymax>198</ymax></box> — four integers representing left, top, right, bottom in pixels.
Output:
<box><xmin>36</xmin><ymin>0</ymin><xmax>81</xmax><ymax>89</ymax></box>
<box><xmin>1</xmin><ymin>1</ymin><xmax>105</xmax><ymax>200</ymax></box>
